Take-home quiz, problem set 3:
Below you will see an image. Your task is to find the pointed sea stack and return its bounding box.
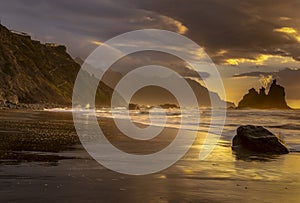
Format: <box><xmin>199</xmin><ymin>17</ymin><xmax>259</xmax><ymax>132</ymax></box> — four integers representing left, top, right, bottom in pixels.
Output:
<box><xmin>237</xmin><ymin>80</ymin><xmax>291</xmax><ymax>109</ymax></box>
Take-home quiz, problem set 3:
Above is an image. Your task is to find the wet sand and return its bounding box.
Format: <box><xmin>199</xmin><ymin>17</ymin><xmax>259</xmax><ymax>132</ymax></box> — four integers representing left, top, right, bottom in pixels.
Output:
<box><xmin>0</xmin><ymin>110</ymin><xmax>300</xmax><ymax>202</ymax></box>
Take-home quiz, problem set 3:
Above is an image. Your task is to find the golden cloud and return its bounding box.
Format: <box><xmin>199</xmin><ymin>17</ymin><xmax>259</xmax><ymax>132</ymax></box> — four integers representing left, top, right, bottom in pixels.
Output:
<box><xmin>274</xmin><ymin>27</ymin><xmax>300</xmax><ymax>42</ymax></box>
<box><xmin>90</xmin><ymin>40</ymin><xmax>104</xmax><ymax>46</ymax></box>
<box><xmin>173</xmin><ymin>20</ymin><xmax>188</xmax><ymax>35</ymax></box>
<box><xmin>160</xmin><ymin>16</ymin><xmax>188</xmax><ymax>34</ymax></box>
<box><xmin>224</xmin><ymin>54</ymin><xmax>297</xmax><ymax>66</ymax></box>
<box><xmin>215</xmin><ymin>49</ymin><xmax>228</xmax><ymax>56</ymax></box>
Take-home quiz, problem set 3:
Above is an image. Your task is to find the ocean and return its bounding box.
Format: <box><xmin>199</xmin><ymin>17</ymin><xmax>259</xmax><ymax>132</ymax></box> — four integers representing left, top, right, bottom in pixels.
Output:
<box><xmin>54</xmin><ymin>107</ymin><xmax>300</xmax><ymax>152</ymax></box>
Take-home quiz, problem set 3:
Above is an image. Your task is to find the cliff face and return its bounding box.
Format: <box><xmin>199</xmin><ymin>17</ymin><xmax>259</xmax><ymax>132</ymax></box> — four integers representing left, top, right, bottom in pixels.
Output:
<box><xmin>0</xmin><ymin>24</ymin><xmax>114</xmax><ymax>107</ymax></box>
<box><xmin>237</xmin><ymin>80</ymin><xmax>291</xmax><ymax>109</ymax></box>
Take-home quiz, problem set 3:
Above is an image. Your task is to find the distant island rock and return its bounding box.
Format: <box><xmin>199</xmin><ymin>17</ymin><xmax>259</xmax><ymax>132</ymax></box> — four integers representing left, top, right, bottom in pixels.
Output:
<box><xmin>237</xmin><ymin>80</ymin><xmax>291</xmax><ymax>109</ymax></box>
<box><xmin>128</xmin><ymin>103</ymin><xmax>140</xmax><ymax>110</ymax></box>
<box><xmin>232</xmin><ymin>125</ymin><xmax>289</xmax><ymax>154</ymax></box>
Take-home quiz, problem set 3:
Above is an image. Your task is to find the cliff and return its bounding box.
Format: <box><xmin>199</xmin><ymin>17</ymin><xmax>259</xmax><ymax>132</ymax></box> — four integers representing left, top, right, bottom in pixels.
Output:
<box><xmin>0</xmin><ymin>23</ymin><xmax>233</xmax><ymax>109</ymax></box>
<box><xmin>0</xmin><ymin>24</ymin><xmax>115</xmax><ymax>108</ymax></box>
<box><xmin>237</xmin><ymin>80</ymin><xmax>291</xmax><ymax>109</ymax></box>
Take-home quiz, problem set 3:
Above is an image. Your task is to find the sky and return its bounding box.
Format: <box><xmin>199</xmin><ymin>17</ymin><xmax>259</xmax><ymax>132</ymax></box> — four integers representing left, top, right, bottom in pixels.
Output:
<box><xmin>0</xmin><ymin>0</ymin><xmax>300</xmax><ymax>107</ymax></box>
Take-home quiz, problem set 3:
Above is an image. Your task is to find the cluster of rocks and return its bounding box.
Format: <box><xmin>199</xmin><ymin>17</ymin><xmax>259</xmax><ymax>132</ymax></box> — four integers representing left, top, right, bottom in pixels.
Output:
<box><xmin>128</xmin><ymin>103</ymin><xmax>179</xmax><ymax>110</ymax></box>
<box><xmin>0</xmin><ymin>90</ymin><xmax>52</xmax><ymax>110</ymax></box>
<box><xmin>0</xmin><ymin>92</ymin><xmax>66</xmax><ymax>110</ymax></box>
<box><xmin>0</xmin><ymin>91</ymin><xmax>19</xmax><ymax>108</ymax></box>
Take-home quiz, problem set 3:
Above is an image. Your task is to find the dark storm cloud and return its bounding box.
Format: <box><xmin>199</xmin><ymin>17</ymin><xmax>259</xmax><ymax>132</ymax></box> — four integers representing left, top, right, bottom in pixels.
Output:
<box><xmin>233</xmin><ymin>71</ymin><xmax>271</xmax><ymax>78</ymax></box>
<box><xmin>120</xmin><ymin>0</ymin><xmax>300</xmax><ymax>63</ymax></box>
<box><xmin>1</xmin><ymin>0</ymin><xmax>300</xmax><ymax>64</ymax></box>
<box><xmin>0</xmin><ymin>0</ymin><xmax>187</xmax><ymax>58</ymax></box>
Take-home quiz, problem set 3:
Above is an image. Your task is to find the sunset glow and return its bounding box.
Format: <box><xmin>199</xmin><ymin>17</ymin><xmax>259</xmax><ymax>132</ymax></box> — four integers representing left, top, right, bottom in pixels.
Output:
<box><xmin>1</xmin><ymin>1</ymin><xmax>300</xmax><ymax>202</ymax></box>
<box><xmin>274</xmin><ymin>27</ymin><xmax>300</xmax><ymax>42</ymax></box>
<box><xmin>224</xmin><ymin>54</ymin><xmax>298</xmax><ymax>66</ymax></box>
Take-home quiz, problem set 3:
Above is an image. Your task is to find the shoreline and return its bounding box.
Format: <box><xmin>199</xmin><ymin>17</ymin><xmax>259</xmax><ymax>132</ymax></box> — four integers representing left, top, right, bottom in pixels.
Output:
<box><xmin>2</xmin><ymin>102</ymin><xmax>299</xmax><ymax>111</ymax></box>
<box><xmin>0</xmin><ymin>103</ymin><xmax>69</xmax><ymax>111</ymax></box>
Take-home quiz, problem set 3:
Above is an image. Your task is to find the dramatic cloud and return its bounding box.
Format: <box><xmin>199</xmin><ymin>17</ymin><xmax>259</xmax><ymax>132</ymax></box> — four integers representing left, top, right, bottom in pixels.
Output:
<box><xmin>0</xmin><ymin>0</ymin><xmax>300</xmax><ymax>63</ymax></box>
<box><xmin>1</xmin><ymin>0</ymin><xmax>300</xmax><ymax>106</ymax></box>
<box><xmin>121</xmin><ymin>0</ymin><xmax>300</xmax><ymax>64</ymax></box>
<box><xmin>0</xmin><ymin>0</ymin><xmax>188</xmax><ymax>58</ymax></box>
<box><xmin>1</xmin><ymin>0</ymin><xmax>300</xmax><ymax>65</ymax></box>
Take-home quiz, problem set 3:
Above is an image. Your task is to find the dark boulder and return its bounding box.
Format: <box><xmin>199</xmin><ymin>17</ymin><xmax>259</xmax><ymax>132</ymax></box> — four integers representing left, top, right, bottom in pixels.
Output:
<box><xmin>232</xmin><ymin>125</ymin><xmax>289</xmax><ymax>154</ymax></box>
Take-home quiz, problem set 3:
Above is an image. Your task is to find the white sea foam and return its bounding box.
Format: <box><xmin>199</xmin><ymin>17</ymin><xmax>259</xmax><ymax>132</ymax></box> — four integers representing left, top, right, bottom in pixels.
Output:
<box><xmin>44</xmin><ymin>108</ymin><xmax>300</xmax><ymax>151</ymax></box>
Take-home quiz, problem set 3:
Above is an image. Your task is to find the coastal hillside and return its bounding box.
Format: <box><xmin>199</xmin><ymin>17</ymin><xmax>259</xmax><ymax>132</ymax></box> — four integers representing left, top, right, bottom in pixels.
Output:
<box><xmin>0</xmin><ymin>24</ymin><xmax>114</xmax><ymax>107</ymax></box>
<box><xmin>0</xmin><ymin>23</ymin><xmax>233</xmax><ymax>109</ymax></box>
<box><xmin>76</xmin><ymin>58</ymin><xmax>235</xmax><ymax>108</ymax></box>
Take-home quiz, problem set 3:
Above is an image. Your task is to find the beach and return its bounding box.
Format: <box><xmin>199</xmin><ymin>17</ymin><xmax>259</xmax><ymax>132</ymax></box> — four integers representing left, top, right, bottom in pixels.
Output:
<box><xmin>0</xmin><ymin>110</ymin><xmax>300</xmax><ymax>202</ymax></box>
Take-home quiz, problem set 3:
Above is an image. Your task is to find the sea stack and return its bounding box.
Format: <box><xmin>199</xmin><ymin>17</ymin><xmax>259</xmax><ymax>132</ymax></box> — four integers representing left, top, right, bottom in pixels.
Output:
<box><xmin>237</xmin><ymin>80</ymin><xmax>291</xmax><ymax>109</ymax></box>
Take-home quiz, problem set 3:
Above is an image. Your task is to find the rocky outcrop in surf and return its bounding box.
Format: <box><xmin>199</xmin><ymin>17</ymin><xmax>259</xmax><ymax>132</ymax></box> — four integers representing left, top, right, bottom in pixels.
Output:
<box><xmin>237</xmin><ymin>80</ymin><xmax>291</xmax><ymax>109</ymax></box>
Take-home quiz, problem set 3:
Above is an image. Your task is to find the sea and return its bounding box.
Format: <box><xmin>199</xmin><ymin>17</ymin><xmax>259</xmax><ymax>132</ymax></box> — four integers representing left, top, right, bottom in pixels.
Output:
<box><xmin>47</xmin><ymin>107</ymin><xmax>300</xmax><ymax>152</ymax></box>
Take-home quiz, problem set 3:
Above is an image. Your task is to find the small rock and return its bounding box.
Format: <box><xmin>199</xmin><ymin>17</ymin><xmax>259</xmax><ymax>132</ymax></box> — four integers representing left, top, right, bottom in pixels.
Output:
<box><xmin>7</xmin><ymin>94</ymin><xmax>19</xmax><ymax>105</ymax></box>
<box><xmin>0</xmin><ymin>90</ymin><xmax>6</xmax><ymax>104</ymax></box>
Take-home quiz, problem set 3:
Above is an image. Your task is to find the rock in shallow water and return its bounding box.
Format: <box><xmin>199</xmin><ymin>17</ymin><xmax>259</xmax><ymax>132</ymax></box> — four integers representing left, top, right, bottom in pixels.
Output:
<box><xmin>232</xmin><ymin>125</ymin><xmax>289</xmax><ymax>154</ymax></box>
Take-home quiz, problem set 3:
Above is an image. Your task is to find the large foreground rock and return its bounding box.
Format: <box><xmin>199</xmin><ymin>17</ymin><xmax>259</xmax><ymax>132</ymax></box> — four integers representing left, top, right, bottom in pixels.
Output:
<box><xmin>232</xmin><ymin>125</ymin><xmax>289</xmax><ymax>154</ymax></box>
